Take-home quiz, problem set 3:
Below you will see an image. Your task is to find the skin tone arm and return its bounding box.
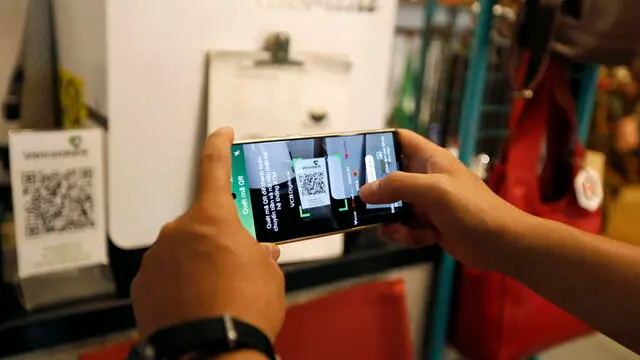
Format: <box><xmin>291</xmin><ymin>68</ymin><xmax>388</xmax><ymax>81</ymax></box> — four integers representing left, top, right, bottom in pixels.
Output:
<box><xmin>360</xmin><ymin>129</ymin><xmax>640</xmax><ymax>354</ymax></box>
<box><xmin>131</xmin><ymin>128</ymin><xmax>284</xmax><ymax>360</ymax></box>
<box><xmin>133</xmin><ymin>128</ymin><xmax>640</xmax><ymax>359</ymax></box>
<box><xmin>214</xmin><ymin>352</ymin><xmax>266</xmax><ymax>360</ymax></box>
<box><xmin>500</xmin><ymin>216</ymin><xmax>640</xmax><ymax>354</ymax></box>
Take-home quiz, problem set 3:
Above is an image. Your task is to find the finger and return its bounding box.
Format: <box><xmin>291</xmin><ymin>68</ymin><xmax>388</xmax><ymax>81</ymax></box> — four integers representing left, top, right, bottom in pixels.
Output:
<box><xmin>360</xmin><ymin>171</ymin><xmax>445</xmax><ymax>205</ymax></box>
<box><xmin>260</xmin><ymin>243</ymin><xmax>281</xmax><ymax>262</ymax></box>
<box><xmin>396</xmin><ymin>129</ymin><xmax>445</xmax><ymax>162</ymax></box>
<box><xmin>379</xmin><ymin>223</ymin><xmax>437</xmax><ymax>248</ymax></box>
<box><xmin>397</xmin><ymin>129</ymin><xmax>462</xmax><ymax>174</ymax></box>
<box><xmin>197</xmin><ymin>127</ymin><xmax>235</xmax><ymax>203</ymax></box>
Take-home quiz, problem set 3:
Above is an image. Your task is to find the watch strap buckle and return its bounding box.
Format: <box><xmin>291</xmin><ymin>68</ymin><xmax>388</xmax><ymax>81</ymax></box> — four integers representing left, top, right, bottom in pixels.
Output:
<box><xmin>223</xmin><ymin>314</ymin><xmax>239</xmax><ymax>349</ymax></box>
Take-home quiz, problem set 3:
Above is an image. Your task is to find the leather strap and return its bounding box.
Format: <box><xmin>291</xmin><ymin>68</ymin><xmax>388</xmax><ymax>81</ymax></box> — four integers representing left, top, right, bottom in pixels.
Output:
<box><xmin>137</xmin><ymin>317</ymin><xmax>276</xmax><ymax>360</ymax></box>
<box><xmin>507</xmin><ymin>0</ymin><xmax>562</xmax><ymax>98</ymax></box>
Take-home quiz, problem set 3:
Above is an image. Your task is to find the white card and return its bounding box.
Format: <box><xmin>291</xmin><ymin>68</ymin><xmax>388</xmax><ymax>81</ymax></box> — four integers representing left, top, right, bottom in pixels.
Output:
<box><xmin>207</xmin><ymin>51</ymin><xmax>352</xmax><ymax>137</ymax></box>
<box><xmin>208</xmin><ymin>51</ymin><xmax>350</xmax><ymax>264</ymax></box>
<box><xmin>9</xmin><ymin>129</ymin><xmax>108</xmax><ymax>278</ymax></box>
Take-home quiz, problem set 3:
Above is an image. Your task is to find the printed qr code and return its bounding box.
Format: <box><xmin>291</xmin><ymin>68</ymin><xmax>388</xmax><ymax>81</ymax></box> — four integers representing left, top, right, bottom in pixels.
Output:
<box><xmin>299</xmin><ymin>171</ymin><xmax>328</xmax><ymax>196</ymax></box>
<box><xmin>22</xmin><ymin>168</ymin><xmax>95</xmax><ymax>238</ymax></box>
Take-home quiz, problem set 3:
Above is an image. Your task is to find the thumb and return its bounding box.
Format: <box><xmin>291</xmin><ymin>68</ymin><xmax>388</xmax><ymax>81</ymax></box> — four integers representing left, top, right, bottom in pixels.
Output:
<box><xmin>360</xmin><ymin>172</ymin><xmax>441</xmax><ymax>204</ymax></box>
<box><xmin>260</xmin><ymin>243</ymin><xmax>281</xmax><ymax>262</ymax></box>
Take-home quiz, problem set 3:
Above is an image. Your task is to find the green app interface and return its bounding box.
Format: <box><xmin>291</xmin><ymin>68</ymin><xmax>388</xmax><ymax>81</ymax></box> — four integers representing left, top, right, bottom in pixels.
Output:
<box><xmin>230</xmin><ymin>132</ymin><xmax>402</xmax><ymax>243</ymax></box>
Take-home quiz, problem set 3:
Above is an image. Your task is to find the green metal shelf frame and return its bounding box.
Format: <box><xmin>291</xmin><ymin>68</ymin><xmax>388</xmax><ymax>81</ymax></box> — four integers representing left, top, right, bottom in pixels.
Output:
<box><xmin>415</xmin><ymin>0</ymin><xmax>600</xmax><ymax>358</ymax></box>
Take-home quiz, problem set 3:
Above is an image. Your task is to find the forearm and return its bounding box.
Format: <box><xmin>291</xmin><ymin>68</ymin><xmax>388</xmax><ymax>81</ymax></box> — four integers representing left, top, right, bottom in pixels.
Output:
<box><xmin>215</xmin><ymin>351</ymin><xmax>267</xmax><ymax>360</ymax></box>
<box><xmin>183</xmin><ymin>350</ymin><xmax>266</xmax><ymax>360</ymax></box>
<box><xmin>493</xmin><ymin>214</ymin><xmax>640</xmax><ymax>353</ymax></box>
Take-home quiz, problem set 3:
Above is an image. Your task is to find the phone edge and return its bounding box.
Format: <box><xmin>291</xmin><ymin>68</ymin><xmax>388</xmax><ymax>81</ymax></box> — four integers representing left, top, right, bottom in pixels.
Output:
<box><xmin>272</xmin><ymin>224</ymin><xmax>380</xmax><ymax>245</ymax></box>
<box><xmin>232</xmin><ymin>128</ymin><xmax>402</xmax><ymax>245</ymax></box>
<box><xmin>233</xmin><ymin>128</ymin><xmax>399</xmax><ymax>145</ymax></box>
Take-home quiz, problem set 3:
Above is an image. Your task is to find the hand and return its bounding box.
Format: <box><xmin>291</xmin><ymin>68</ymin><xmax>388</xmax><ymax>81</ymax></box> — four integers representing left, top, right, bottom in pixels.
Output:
<box><xmin>131</xmin><ymin>128</ymin><xmax>286</xmax><ymax>342</ymax></box>
<box><xmin>360</xmin><ymin>129</ymin><xmax>525</xmax><ymax>270</ymax></box>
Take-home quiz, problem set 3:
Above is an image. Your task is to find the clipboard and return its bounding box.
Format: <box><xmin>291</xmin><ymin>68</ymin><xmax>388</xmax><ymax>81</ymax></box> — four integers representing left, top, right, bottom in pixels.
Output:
<box><xmin>208</xmin><ymin>35</ymin><xmax>352</xmax><ymax>139</ymax></box>
<box><xmin>207</xmin><ymin>34</ymin><xmax>352</xmax><ymax>263</ymax></box>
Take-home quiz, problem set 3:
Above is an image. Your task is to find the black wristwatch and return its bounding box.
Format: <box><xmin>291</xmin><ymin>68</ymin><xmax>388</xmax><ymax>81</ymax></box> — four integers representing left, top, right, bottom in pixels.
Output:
<box><xmin>128</xmin><ymin>315</ymin><xmax>277</xmax><ymax>360</ymax></box>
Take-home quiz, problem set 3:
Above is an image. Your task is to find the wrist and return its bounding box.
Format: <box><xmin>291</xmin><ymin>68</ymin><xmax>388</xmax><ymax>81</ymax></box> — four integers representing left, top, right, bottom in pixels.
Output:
<box><xmin>183</xmin><ymin>350</ymin><xmax>268</xmax><ymax>360</ymax></box>
<box><xmin>213</xmin><ymin>350</ymin><xmax>269</xmax><ymax>360</ymax></box>
<box><xmin>483</xmin><ymin>206</ymin><xmax>539</xmax><ymax>274</ymax></box>
<box><xmin>133</xmin><ymin>316</ymin><xmax>276</xmax><ymax>360</ymax></box>
<box><xmin>489</xmin><ymin>210</ymin><xmax>547</xmax><ymax>276</ymax></box>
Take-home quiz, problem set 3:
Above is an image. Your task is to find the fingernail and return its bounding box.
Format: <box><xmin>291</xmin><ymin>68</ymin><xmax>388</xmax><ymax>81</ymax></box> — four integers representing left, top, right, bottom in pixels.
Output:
<box><xmin>220</xmin><ymin>126</ymin><xmax>234</xmax><ymax>136</ymax></box>
<box><xmin>261</xmin><ymin>243</ymin><xmax>280</xmax><ymax>261</ymax></box>
<box><xmin>269</xmin><ymin>245</ymin><xmax>280</xmax><ymax>260</ymax></box>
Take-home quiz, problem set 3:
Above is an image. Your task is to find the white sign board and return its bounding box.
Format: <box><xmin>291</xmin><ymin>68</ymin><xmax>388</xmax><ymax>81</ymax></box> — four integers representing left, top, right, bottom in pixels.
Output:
<box><xmin>9</xmin><ymin>129</ymin><xmax>107</xmax><ymax>278</ymax></box>
<box><xmin>208</xmin><ymin>51</ymin><xmax>352</xmax><ymax>263</ymax></box>
<box><xmin>208</xmin><ymin>51</ymin><xmax>353</xmax><ymax>136</ymax></box>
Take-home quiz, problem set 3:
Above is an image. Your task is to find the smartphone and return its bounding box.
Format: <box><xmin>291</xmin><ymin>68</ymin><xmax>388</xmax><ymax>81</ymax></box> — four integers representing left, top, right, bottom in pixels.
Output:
<box><xmin>230</xmin><ymin>129</ymin><xmax>404</xmax><ymax>244</ymax></box>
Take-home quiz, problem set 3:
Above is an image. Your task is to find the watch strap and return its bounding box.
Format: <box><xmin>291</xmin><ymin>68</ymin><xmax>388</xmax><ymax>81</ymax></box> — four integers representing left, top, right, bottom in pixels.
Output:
<box><xmin>145</xmin><ymin>316</ymin><xmax>276</xmax><ymax>360</ymax></box>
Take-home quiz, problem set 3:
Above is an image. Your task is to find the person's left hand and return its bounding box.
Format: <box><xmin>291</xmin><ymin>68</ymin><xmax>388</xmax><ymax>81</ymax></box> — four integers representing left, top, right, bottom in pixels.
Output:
<box><xmin>131</xmin><ymin>127</ymin><xmax>286</xmax><ymax>342</ymax></box>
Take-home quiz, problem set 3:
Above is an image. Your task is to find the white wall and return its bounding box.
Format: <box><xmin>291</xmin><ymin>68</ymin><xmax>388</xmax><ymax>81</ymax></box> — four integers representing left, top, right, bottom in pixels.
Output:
<box><xmin>102</xmin><ymin>1</ymin><xmax>401</xmax><ymax>249</ymax></box>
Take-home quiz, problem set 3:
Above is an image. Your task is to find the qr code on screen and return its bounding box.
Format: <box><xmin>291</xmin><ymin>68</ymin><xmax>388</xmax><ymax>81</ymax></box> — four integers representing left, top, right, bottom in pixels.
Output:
<box><xmin>299</xmin><ymin>172</ymin><xmax>328</xmax><ymax>196</ymax></box>
<box><xmin>21</xmin><ymin>168</ymin><xmax>95</xmax><ymax>238</ymax></box>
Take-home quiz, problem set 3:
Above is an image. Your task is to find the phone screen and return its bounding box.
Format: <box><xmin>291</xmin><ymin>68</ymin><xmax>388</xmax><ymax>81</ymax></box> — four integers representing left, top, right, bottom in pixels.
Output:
<box><xmin>230</xmin><ymin>131</ymin><xmax>403</xmax><ymax>243</ymax></box>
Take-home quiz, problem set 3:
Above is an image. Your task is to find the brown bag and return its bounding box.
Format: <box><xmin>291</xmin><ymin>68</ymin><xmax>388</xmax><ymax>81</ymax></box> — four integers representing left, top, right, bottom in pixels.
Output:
<box><xmin>552</xmin><ymin>0</ymin><xmax>640</xmax><ymax>65</ymax></box>
<box><xmin>516</xmin><ymin>0</ymin><xmax>640</xmax><ymax>67</ymax></box>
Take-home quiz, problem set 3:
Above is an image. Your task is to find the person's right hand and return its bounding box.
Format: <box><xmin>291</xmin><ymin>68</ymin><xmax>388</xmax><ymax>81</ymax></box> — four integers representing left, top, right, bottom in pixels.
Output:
<box><xmin>360</xmin><ymin>129</ymin><xmax>526</xmax><ymax>271</ymax></box>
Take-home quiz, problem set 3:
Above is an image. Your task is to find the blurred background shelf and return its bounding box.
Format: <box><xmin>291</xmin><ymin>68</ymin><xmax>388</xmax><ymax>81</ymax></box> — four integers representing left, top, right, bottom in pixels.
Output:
<box><xmin>0</xmin><ymin>245</ymin><xmax>439</xmax><ymax>358</ymax></box>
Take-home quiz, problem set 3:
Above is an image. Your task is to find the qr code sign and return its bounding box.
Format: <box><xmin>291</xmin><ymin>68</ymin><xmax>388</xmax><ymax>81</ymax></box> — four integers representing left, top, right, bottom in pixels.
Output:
<box><xmin>300</xmin><ymin>172</ymin><xmax>328</xmax><ymax>196</ymax></box>
<box><xmin>293</xmin><ymin>158</ymin><xmax>331</xmax><ymax>210</ymax></box>
<box><xmin>22</xmin><ymin>168</ymin><xmax>95</xmax><ymax>238</ymax></box>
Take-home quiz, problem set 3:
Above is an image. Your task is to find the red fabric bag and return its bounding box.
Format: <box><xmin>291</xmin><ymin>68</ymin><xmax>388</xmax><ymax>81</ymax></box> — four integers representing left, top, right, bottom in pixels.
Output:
<box><xmin>79</xmin><ymin>338</ymin><xmax>137</xmax><ymax>360</ymax></box>
<box><xmin>451</xmin><ymin>59</ymin><xmax>601</xmax><ymax>360</ymax></box>
<box><xmin>275</xmin><ymin>280</ymin><xmax>414</xmax><ymax>360</ymax></box>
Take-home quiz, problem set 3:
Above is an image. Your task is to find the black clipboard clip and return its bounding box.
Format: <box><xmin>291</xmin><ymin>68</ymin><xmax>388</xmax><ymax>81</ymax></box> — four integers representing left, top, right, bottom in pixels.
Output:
<box><xmin>255</xmin><ymin>32</ymin><xmax>303</xmax><ymax>67</ymax></box>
